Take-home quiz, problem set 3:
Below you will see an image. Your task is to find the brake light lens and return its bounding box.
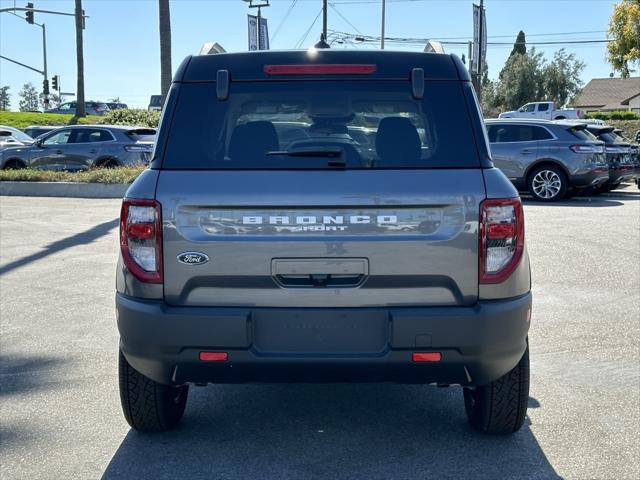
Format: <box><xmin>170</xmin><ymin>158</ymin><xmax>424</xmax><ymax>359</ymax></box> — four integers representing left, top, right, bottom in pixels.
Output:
<box><xmin>570</xmin><ymin>144</ymin><xmax>603</xmax><ymax>154</ymax></box>
<box><xmin>120</xmin><ymin>199</ymin><xmax>163</xmax><ymax>283</ymax></box>
<box><xmin>264</xmin><ymin>64</ymin><xmax>377</xmax><ymax>75</ymax></box>
<box><xmin>124</xmin><ymin>144</ymin><xmax>153</xmax><ymax>152</ymax></box>
<box><xmin>479</xmin><ymin>198</ymin><xmax>524</xmax><ymax>284</ymax></box>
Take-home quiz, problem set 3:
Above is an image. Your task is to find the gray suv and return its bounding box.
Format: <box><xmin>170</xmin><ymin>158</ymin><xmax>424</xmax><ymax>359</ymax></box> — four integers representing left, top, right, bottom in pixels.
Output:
<box><xmin>486</xmin><ymin>119</ymin><xmax>608</xmax><ymax>201</ymax></box>
<box><xmin>117</xmin><ymin>50</ymin><xmax>532</xmax><ymax>434</ymax></box>
<box><xmin>0</xmin><ymin>125</ymin><xmax>155</xmax><ymax>170</ymax></box>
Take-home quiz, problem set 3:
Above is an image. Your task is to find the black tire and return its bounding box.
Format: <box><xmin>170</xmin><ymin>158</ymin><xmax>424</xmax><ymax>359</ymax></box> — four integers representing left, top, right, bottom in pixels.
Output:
<box><xmin>118</xmin><ymin>349</ymin><xmax>188</xmax><ymax>432</ymax></box>
<box><xmin>97</xmin><ymin>158</ymin><xmax>119</xmax><ymax>169</ymax></box>
<box><xmin>463</xmin><ymin>346</ymin><xmax>529</xmax><ymax>435</ymax></box>
<box><xmin>528</xmin><ymin>165</ymin><xmax>568</xmax><ymax>201</ymax></box>
<box><xmin>2</xmin><ymin>159</ymin><xmax>26</xmax><ymax>170</ymax></box>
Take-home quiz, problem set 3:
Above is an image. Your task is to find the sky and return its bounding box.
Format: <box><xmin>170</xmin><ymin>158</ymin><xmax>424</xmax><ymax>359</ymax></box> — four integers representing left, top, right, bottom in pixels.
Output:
<box><xmin>0</xmin><ymin>0</ymin><xmax>630</xmax><ymax>110</ymax></box>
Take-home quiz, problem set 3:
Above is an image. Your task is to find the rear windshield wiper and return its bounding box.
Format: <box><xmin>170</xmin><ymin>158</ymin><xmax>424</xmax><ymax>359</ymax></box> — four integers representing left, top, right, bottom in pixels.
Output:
<box><xmin>266</xmin><ymin>147</ymin><xmax>343</xmax><ymax>158</ymax></box>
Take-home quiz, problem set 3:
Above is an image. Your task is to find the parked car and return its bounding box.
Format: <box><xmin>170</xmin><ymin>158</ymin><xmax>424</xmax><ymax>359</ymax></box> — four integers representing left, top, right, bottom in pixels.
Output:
<box><xmin>485</xmin><ymin>119</ymin><xmax>608</xmax><ymax>201</ymax></box>
<box><xmin>116</xmin><ymin>49</ymin><xmax>532</xmax><ymax>435</ymax></box>
<box><xmin>148</xmin><ymin>95</ymin><xmax>163</xmax><ymax>111</ymax></box>
<box><xmin>0</xmin><ymin>125</ymin><xmax>34</xmax><ymax>149</ymax></box>
<box><xmin>45</xmin><ymin>101</ymin><xmax>110</xmax><ymax>116</ymax></box>
<box><xmin>612</xmin><ymin>128</ymin><xmax>640</xmax><ymax>189</ymax></box>
<box><xmin>585</xmin><ymin>124</ymin><xmax>636</xmax><ymax>191</ymax></box>
<box><xmin>23</xmin><ymin>125</ymin><xmax>58</xmax><ymax>139</ymax></box>
<box><xmin>0</xmin><ymin>125</ymin><xmax>155</xmax><ymax>170</ymax></box>
<box><xmin>498</xmin><ymin>101</ymin><xmax>582</xmax><ymax>120</ymax></box>
<box><xmin>107</xmin><ymin>102</ymin><xmax>128</xmax><ymax>110</ymax></box>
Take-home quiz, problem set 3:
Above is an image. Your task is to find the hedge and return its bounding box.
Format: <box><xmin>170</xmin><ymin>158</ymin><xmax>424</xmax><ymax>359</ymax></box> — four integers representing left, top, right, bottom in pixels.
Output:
<box><xmin>583</xmin><ymin>110</ymin><xmax>639</xmax><ymax>121</ymax></box>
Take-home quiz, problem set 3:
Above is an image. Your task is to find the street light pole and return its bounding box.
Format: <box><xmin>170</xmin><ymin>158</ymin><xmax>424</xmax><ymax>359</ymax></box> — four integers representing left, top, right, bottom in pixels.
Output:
<box><xmin>381</xmin><ymin>0</ymin><xmax>385</xmax><ymax>50</ymax></box>
<box><xmin>41</xmin><ymin>22</ymin><xmax>48</xmax><ymax>108</ymax></box>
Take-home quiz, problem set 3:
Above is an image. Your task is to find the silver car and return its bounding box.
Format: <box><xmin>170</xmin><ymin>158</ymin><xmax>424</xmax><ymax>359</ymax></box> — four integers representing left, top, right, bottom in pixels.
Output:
<box><xmin>485</xmin><ymin>119</ymin><xmax>609</xmax><ymax>201</ymax></box>
<box><xmin>0</xmin><ymin>125</ymin><xmax>155</xmax><ymax>170</ymax></box>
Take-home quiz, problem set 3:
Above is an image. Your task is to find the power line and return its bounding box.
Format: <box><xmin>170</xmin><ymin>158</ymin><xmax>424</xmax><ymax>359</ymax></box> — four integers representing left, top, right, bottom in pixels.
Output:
<box><xmin>296</xmin><ymin>8</ymin><xmax>323</xmax><ymax>48</ymax></box>
<box><xmin>328</xmin><ymin>2</ymin><xmax>363</xmax><ymax>35</ymax></box>
<box><xmin>272</xmin><ymin>0</ymin><xmax>299</xmax><ymax>43</ymax></box>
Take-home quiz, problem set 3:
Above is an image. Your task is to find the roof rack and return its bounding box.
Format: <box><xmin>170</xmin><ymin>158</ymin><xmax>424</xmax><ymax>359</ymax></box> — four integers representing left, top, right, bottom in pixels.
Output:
<box><xmin>200</xmin><ymin>42</ymin><xmax>227</xmax><ymax>55</ymax></box>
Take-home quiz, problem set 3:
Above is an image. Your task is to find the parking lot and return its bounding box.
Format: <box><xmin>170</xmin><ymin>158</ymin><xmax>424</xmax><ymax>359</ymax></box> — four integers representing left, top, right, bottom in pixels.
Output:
<box><xmin>1</xmin><ymin>188</ymin><xmax>639</xmax><ymax>480</ymax></box>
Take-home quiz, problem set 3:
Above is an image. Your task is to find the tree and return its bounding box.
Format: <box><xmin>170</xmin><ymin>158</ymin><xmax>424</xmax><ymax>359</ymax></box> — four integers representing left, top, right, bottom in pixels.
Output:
<box><xmin>39</xmin><ymin>92</ymin><xmax>62</xmax><ymax>109</ymax></box>
<box><xmin>509</xmin><ymin>30</ymin><xmax>526</xmax><ymax>58</ymax></box>
<box><xmin>159</xmin><ymin>0</ymin><xmax>172</xmax><ymax>101</ymax></box>
<box><xmin>75</xmin><ymin>0</ymin><xmax>86</xmax><ymax>116</ymax></box>
<box><xmin>543</xmin><ymin>49</ymin><xmax>585</xmax><ymax>107</ymax></box>
<box><xmin>18</xmin><ymin>83</ymin><xmax>40</xmax><ymax>111</ymax></box>
<box><xmin>0</xmin><ymin>86</ymin><xmax>10</xmax><ymax>111</ymax></box>
<box><xmin>607</xmin><ymin>0</ymin><xmax>640</xmax><ymax>78</ymax></box>
<box><xmin>495</xmin><ymin>49</ymin><xmax>545</xmax><ymax>111</ymax></box>
<box><xmin>108</xmin><ymin>96</ymin><xmax>121</xmax><ymax>103</ymax></box>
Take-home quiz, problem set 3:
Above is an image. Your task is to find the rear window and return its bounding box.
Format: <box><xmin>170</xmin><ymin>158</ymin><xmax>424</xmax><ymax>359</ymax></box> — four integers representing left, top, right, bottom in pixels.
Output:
<box><xmin>162</xmin><ymin>81</ymin><xmax>480</xmax><ymax>169</ymax></box>
<box><xmin>127</xmin><ymin>128</ymin><xmax>157</xmax><ymax>142</ymax></box>
<box><xmin>568</xmin><ymin>127</ymin><xmax>597</xmax><ymax>141</ymax></box>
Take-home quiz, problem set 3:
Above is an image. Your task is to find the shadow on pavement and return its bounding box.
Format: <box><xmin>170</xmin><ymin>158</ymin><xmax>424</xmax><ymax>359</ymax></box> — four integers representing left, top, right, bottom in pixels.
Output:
<box><xmin>522</xmin><ymin>185</ymin><xmax>639</xmax><ymax>208</ymax></box>
<box><xmin>102</xmin><ymin>384</ymin><xmax>560</xmax><ymax>480</ymax></box>
<box><xmin>0</xmin><ymin>353</ymin><xmax>67</xmax><ymax>397</ymax></box>
<box><xmin>0</xmin><ymin>218</ymin><xmax>118</xmax><ymax>276</ymax></box>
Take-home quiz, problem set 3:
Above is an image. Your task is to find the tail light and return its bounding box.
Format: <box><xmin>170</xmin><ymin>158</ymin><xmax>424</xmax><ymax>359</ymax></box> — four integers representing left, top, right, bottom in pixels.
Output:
<box><xmin>124</xmin><ymin>144</ymin><xmax>153</xmax><ymax>152</ymax></box>
<box><xmin>120</xmin><ymin>198</ymin><xmax>163</xmax><ymax>283</ymax></box>
<box><xmin>264</xmin><ymin>64</ymin><xmax>377</xmax><ymax>75</ymax></box>
<box><xmin>479</xmin><ymin>198</ymin><xmax>524</xmax><ymax>284</ymax></box>
<box><xmin>570</xmin><ymin>144</ymin><xmax>603</xmax><ymax>154</ymax></box>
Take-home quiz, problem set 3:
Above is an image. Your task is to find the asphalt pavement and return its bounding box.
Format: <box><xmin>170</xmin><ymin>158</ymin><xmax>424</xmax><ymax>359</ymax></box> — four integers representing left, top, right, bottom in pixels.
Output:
<box><xmin>0</xmin><ymin>187</ymin><xmax>639</xmax><ymax>480</ymax></box>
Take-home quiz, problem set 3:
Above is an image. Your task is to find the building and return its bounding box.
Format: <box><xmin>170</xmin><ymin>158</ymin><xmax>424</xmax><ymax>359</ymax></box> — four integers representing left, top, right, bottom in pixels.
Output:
<box><xmin>571</xmin><ymin>77</ymin><xmax>640</xmax><ymax>114</ymax></box>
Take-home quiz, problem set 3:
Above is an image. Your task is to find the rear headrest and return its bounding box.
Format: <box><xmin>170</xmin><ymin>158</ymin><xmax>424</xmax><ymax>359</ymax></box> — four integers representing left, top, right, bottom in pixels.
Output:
<box><xmin>375</xmin><ymin>117</ymin><xmax>421</xmax><ymax>164</ymax></box>
<box><xmin>228</xmin><ymin>121</ymin><xmax>279</xmax><ymax>162</ymax></box>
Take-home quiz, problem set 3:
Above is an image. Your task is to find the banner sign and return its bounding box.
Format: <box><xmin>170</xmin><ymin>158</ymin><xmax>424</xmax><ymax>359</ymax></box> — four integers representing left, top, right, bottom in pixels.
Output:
<box><xmin>248</xmin><ymin>15</ymin><xmax>269</xmax><ymax>51</ymax></box>
<box><xmin>472</xmin><ymin>4</ymin><xmax>486</xmax><ymax>74</ymax></box>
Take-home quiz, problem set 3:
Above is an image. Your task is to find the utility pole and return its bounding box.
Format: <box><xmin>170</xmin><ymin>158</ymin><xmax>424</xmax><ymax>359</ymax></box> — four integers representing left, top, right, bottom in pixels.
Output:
<box><xmin>313</xmin><ymin>0</ymin><xmax>329</xmax><ymax>48</ymax></box>
<box><xmin>41</xmin><ymin>22</ymin><xmax>48</xmax><ymax>108</ymax></box>
<box><xmin>477</xmin><ymin>0</ymin><xmax>484</xmax><ymax>103</ymax></box>
<box><xmin>381</xmin><ymin>0</ymin><xmax>385</xmax><ymax>50</ymax></box>
<box><xmin>75</xmin><ymin>0</ymin><xmax>85</xmax><ymax>116</ymax></box>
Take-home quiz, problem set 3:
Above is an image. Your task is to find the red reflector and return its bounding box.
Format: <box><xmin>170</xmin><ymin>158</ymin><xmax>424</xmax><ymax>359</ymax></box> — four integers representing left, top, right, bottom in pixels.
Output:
<box><xmin>487</xmin><ymin>223</ymin><xmax>515</xmax><ymax>239</ymax></box>
<box><xmin>264</xmin><ymin>64</ymin><xmax>377</xmax><ymax>75</ymax></box>
<box><xmin>199</xmin><ymin>352</ymin><xmax>228</xmax><ymax>362</ymax></box>
<box><xmin>412</xmin><ymin>352</ymin><xmax>442</xmax><ymax>362</ymax></box>
<box><xmin>127</xmin><ymin>223</ymin><xmax>155</xmax><ymax>240</ymax></box>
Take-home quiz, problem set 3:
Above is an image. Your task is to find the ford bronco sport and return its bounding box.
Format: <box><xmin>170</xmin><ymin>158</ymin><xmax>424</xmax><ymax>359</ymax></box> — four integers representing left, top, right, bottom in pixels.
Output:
<box><xmin>117</xmin><ymin>50</ymin><xmax>532</xmax><ymax>434</ymax></box>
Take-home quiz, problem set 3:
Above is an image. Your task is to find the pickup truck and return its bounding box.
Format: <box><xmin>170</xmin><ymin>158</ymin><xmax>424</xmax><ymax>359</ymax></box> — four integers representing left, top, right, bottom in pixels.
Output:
<box><xmin>499</xmin><ymin>102</ymin><xmax>582</xmax><ymax>120</ymax></box>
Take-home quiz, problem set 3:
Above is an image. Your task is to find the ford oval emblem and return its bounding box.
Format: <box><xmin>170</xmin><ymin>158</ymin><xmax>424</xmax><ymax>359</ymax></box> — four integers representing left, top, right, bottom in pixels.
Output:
<box><xmin>177</xmin><ymin>252</ymin><xmax>209</xmax><ymax>265</ymax></box>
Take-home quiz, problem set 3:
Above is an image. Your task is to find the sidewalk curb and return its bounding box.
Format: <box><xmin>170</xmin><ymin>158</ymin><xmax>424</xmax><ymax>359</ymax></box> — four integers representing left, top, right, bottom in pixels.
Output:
<box><xmin>0</xmin><ymin>181</ymin><xmax>129</xmax><ymax>198</ymax></box>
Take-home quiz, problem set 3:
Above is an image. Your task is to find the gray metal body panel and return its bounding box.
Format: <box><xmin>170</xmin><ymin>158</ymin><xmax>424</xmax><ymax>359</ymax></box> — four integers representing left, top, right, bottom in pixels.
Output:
<box><xmin>155</xmin><ymin>169</ymin><xmax>485</xmax><ymax>308</ymax></box>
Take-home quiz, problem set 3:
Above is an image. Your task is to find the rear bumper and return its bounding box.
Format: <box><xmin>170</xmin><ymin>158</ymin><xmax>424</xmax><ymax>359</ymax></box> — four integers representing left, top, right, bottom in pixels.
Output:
<box><xmin>608</xmin><ymin>165</ymin><xmax>636</xmax><ymax>185</ymax></box>
<box><xmin>117</xmin><ymin>292</ymin><xmax>532</xmax><ymax>386</ymax></box>
<box><xmin>570</xmin><ymin>168</ymin><xmax>609</xmax><ymax>188</ymax></box>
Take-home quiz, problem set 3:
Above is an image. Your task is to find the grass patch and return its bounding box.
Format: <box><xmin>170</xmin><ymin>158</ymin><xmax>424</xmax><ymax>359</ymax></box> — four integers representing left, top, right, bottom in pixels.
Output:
<box><xmin>0</xmin><ymin>111</ymin><xmax>103</xmax><ymax>130</ymax></box>
<box><xmin>0</xmin><ymin>166</ymin><xmax>145</xmax><ymax>184</ymax></box>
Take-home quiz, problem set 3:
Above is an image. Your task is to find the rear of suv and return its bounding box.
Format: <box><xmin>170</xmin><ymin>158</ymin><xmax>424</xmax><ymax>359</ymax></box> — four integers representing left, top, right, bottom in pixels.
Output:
<box><xmin>116</xmin><ymin>50</ymin><xmax>532</xmax><ymax>435</ymax></box>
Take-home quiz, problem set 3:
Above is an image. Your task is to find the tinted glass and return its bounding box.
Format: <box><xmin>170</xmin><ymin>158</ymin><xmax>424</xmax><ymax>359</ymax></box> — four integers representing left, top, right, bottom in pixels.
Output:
<box><xmin>70</xmin><ymin>129</ymin><xmax>113</xmax><ymax>143</ymax></box>
<box><xmin>163</xmin><ymin>81</ymin><xmax>480</xmax><ymax>169</ymax></box>
<box><xmin>532</xmin><ymin>126</ymin><xmax>553</xmax><ymax>140</ymax></box>
<box><xmin>523</xmin><ymin>104</ymin><xmax>535</xmax><ymax>112</ymax></box>
<box><xmin>490</xmin><ymin>124</ymin><xmax>540</xmax><ymax>143</ymax></box>
<box><xmin>537</xmin><ymin>103</ymin><xmax>549</xmax><ymax>112</ymax></box>
<box><xmin>43</xmin><ymin>129</ymin><xmax>71</xmax><ymax>145</ymax></box>
<box><xmin>568</xmin><ymin>127</ymin><xmax>597</xmax><ymax>141</ymax></box>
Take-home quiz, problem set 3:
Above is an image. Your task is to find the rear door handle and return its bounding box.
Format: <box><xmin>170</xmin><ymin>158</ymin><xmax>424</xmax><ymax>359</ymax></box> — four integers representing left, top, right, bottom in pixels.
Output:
<box><xmin>55</xmin><ymin>150</ymin><xmax>63</xmax><ymax>154</ymax></box>
<box><xmin>521</xmin><ymin>149</ymin><xmax>534</xmax><ymax>155</ymax></box>
<box><xmin>89</xmin><ymin>149</ymin><xmax>97</xmax><ymax>154</ymax></box>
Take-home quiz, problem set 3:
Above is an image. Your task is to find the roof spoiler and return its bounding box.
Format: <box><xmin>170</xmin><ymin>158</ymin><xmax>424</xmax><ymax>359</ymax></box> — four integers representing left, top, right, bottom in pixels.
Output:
<box><xmin>200</xmin><ymin>42</ymin><xmax>227</xmax><ymax>55</ymax></box>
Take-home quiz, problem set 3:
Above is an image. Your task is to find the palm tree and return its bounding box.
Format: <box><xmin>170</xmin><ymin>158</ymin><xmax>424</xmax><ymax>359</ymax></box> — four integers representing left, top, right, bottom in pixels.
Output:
<box><xmin>74</xmin><ymin>0</ymin><xmax>85</xmax><ymax>116</ymax></box>
<box><xmin>159</xmin><ymin>0</ymin><xmax>172</xmax><ymax>102</ymax></box>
